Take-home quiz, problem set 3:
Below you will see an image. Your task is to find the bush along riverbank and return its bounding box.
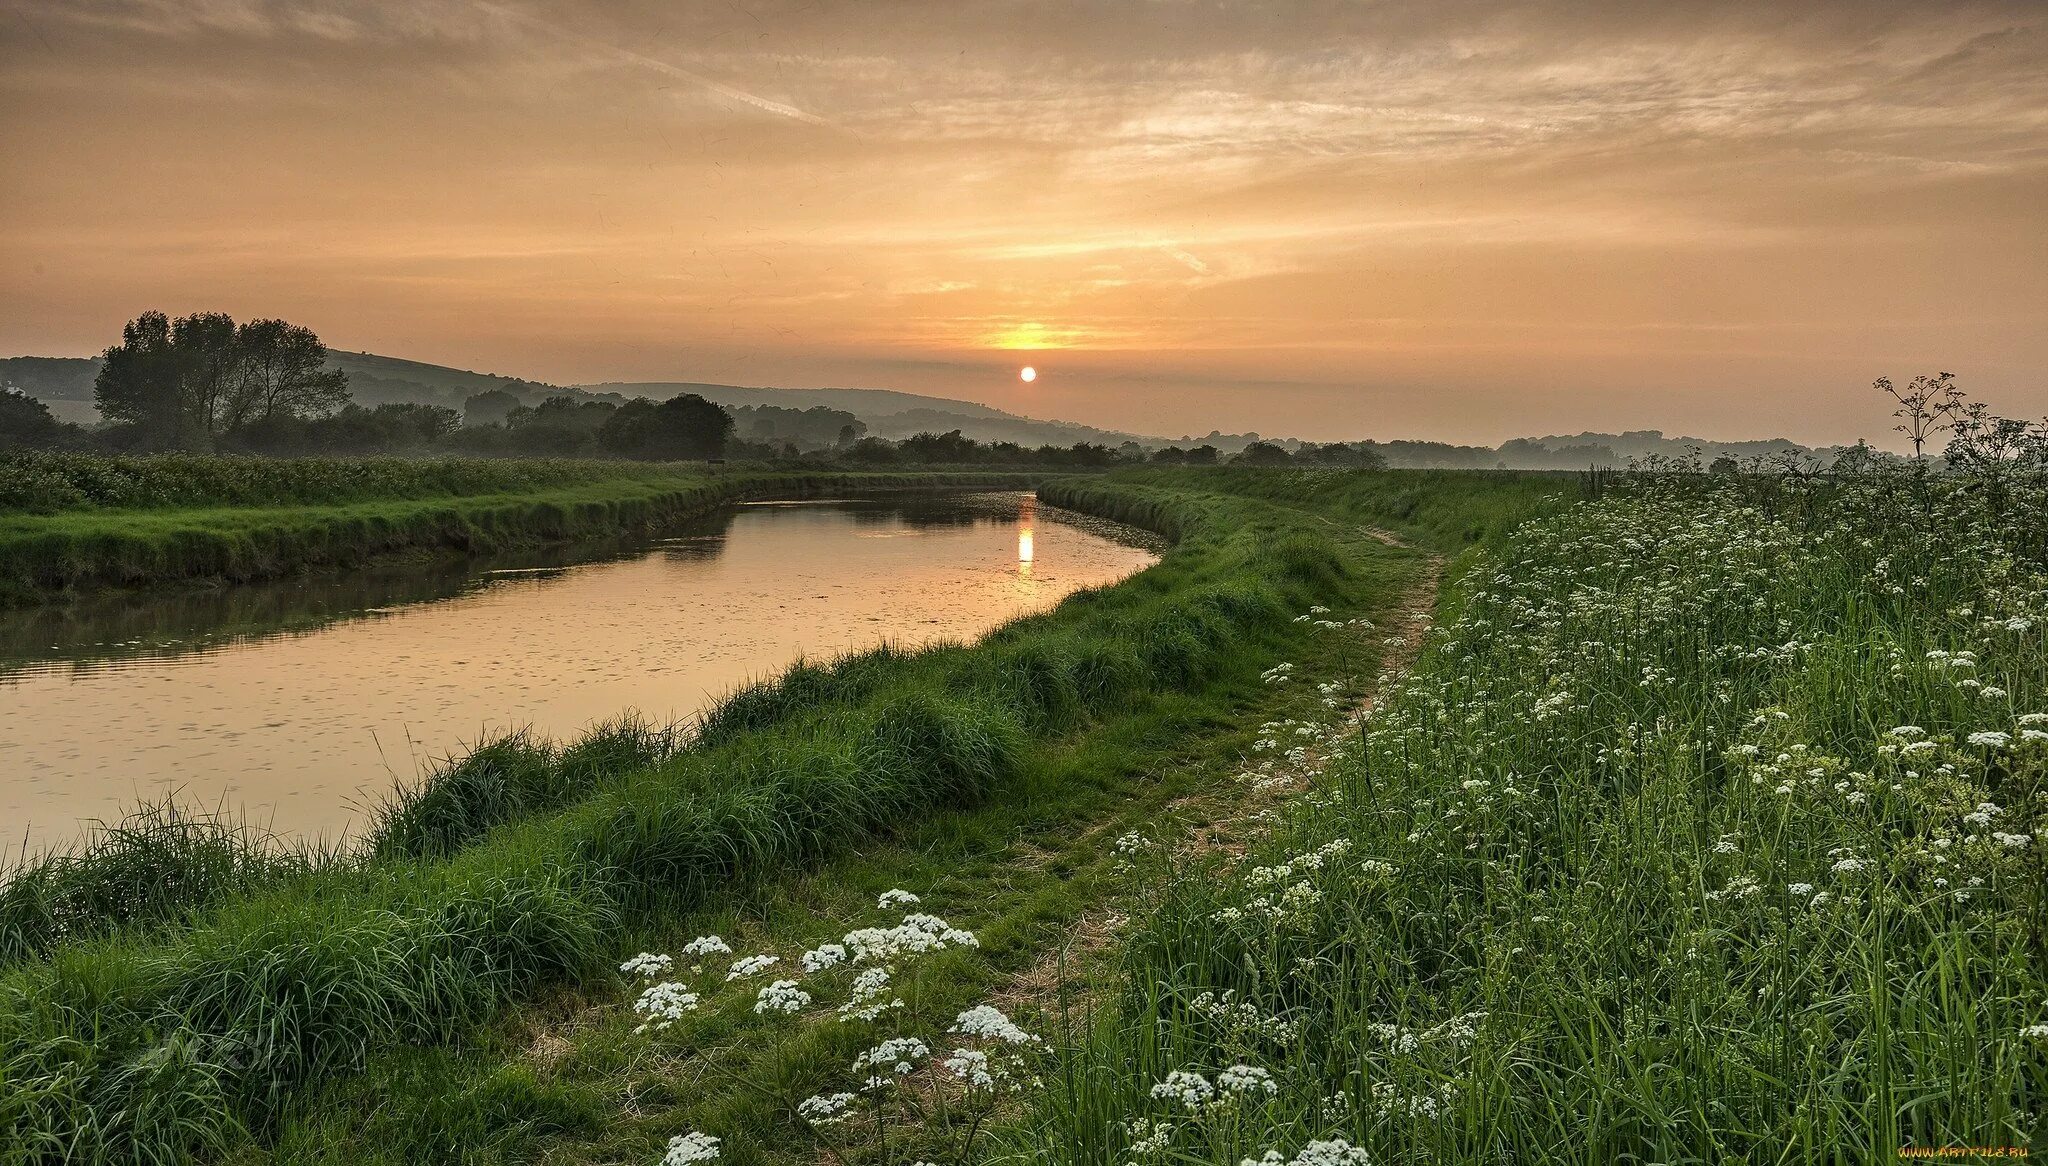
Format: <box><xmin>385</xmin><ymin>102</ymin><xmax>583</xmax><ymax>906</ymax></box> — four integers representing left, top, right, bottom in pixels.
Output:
<box><xmin>0</xmin><ymin>469</ymin><xmax>1543</xmax><ymax>1163</ymax></box>
<box><xmin>1010</xmin><ymin>470</ymin><xmax>2048</xmax><ymax>1165</ymax></box>
<box><xmin>0</xmin><ymin>456</ymin><xmax>1050</xmax><ymax>602</ymax></box>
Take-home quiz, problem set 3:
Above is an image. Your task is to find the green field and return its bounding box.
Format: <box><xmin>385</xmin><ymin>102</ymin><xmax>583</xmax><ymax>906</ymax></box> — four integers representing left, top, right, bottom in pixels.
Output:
<box><xmin>0</xmin><ymin>453</ymin><xmax>1050</xmax><ymax>601</ymax></box>
<box><xmin>2</xmin><ymin>463</ymin><xmax>2040</xmax><ymax>1165</ymax></box>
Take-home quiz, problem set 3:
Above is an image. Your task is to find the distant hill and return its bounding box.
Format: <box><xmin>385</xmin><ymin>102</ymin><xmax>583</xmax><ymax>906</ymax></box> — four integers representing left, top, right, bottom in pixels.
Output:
<box><xmin>582</xmin><ymin>381</ymin><xmax>1153</xmax><ymax>448</ymax></box>
<box><xmin>4</xmin><ymin>349</ymin><xmax>1854</xmax><ymax>467</ymax></box>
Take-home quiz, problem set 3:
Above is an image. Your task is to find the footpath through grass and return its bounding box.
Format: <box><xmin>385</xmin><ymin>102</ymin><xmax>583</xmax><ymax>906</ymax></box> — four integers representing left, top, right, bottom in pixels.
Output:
<box><xmin>0</xmin><ymin>468</ymin><xmax>1559</xmax><ymax>1164</ymax></box>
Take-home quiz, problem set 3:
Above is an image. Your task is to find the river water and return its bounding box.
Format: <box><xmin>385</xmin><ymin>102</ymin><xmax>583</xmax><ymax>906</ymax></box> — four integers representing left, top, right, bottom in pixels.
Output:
<box><xmin>0</xmin><ymin>491</ymin><xmax>1159</xmax><ymax>854</ymax></box>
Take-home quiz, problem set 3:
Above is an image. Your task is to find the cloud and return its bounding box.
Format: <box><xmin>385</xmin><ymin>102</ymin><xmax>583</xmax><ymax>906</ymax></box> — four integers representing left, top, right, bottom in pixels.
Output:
<box><xmin>2</xmin><ymin>0</ymin><xmax>2044</xmax><ymax>442</ymax></box>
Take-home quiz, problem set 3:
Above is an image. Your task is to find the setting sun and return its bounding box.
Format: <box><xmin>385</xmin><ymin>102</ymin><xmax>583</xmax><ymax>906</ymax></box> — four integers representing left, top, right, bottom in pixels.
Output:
<box><xmin>1019</xmin><ymin>366</ymin><xmax>1037</xmax><ymax>383</ymax></box>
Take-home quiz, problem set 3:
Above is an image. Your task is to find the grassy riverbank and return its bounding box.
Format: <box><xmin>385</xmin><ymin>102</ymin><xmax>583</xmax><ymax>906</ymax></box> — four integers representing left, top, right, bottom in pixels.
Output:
<box><xmin>1</xmin><ymin>468</ymin><xmax>1565</xmax><ymax>1163</ymax></box>
<box><xmin>0</xmin><ymin>453</ymin><xmax>1048</xmax><ymax>602</ymax></box>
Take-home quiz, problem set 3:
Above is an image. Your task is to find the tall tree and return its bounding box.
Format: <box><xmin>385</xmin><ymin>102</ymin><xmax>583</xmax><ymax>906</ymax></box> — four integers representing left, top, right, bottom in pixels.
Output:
<box><xmin>596</xmin><ymin>393</ymin><xmax>733</xmax><ymax>460</ymax></box>
<box><xmin>174</xmin><ymin>312</ymin><xmax>243</xmax><ymax>438</ymax></box>
<box><xmin>93</xmin><ymin>310</ymin><xmax>187</xmax><ymax>445</ymax></box>
<box><xmin>91</xmin><ymin>311</ymin><xmax>350</xmax><ymax>448</ymax></box>
<box><xmin>231</xmin><ymin>318</ymin><xmax>348</xmax><ymax>428</ymax></box>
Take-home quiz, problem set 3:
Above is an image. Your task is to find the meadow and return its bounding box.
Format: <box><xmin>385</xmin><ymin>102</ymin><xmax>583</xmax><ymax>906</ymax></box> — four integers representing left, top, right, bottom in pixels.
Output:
<box><xmin>1013</xmin><ymin>468</ymin><xmax>2047</xmax><ymax>1164</ymax></box>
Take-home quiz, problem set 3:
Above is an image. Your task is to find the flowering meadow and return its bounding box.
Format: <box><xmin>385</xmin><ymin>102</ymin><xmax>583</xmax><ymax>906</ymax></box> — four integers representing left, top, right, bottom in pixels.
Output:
<box><xmin>1018</xmin><ymin>470</ymin><xmax>2046</xmax><ymax>1163</ymax></box>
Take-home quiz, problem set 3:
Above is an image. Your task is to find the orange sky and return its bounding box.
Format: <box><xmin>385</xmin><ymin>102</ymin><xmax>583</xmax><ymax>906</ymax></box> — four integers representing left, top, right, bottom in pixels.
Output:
<box><xmin>3</xmin><ymin>0</ymin><xmax>2044</xmax><ymax>445</ymax></box>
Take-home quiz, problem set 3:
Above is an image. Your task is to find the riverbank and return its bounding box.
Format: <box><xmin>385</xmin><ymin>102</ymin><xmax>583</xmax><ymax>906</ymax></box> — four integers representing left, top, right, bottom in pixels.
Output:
<box><xmin>0</xmin><ymin>467</ymin><xmax>1561</xmax><ymax>1163</ymax></box>
<box><xmin>0</xmin><ymin>456</ymin><xmax>1051</xmax><ymax>603</ymax></box>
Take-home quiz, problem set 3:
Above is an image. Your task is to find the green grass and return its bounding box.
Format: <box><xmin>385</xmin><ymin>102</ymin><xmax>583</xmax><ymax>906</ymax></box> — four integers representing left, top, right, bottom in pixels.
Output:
<box><xmin>0</xmin><ymin>462</ymin><xmax>1048</xmax><ymax>600</ymax></box>
<box><xmin>0</xmin><ymin>468</ymin><xmax>1569</xmax><ymax>1164</ymax></box>
<box><xmin>252</xmin><ymin>596</ymin><xmax>1407</xmax><ymax>1165</ymax></box>
<box><xmin>0</xmin><ymin>452</ymin><xmax>704</xmax><ymax>514</ymax></box>
<box><xmin>1012</xmin><ymin>470</ymin><xmax>2048</xmax><ymax>1165</ymax></box>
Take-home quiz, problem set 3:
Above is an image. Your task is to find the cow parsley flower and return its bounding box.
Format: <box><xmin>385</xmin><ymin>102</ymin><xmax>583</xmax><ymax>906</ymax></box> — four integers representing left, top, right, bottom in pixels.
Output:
<box><xmin>944</xmin><ymin>1047</ymin><xmax>994</xmax><ymax>1087</ymax></box>
<box><xmin>877</xmin><ymin>888</ymin><xmax>921</xmax><ymax>910</ymax></box>
<box><xmin>633</xmin><ymin>982</ymin><xmax>701</xmax><ymax>1033</ymax></box>
<box><xmin>950</xmin><ymin>1004</ymin><xmax>1039</xmax><ymax>1044</ymax></box>
<box><xmin>843</xmin><ymin>913</ymin><xmax>978</xmax><ymax>961</ymax></box>
<box><xmin>1240</xmin><ymin>1138</ymin><xmax>1373</xmax><ymax>1166</ymax></box>
<box><xmin>1149</xmin><ymin>1070</ymin><xmax>1214</xmax><ymax>1110</ymax></box>
<box><xmin>753</xmin><ymin>980</ymin><xmax>810</xmax><ymax>1015</ymax></box>
<box><xmin>796</xmin><ymin>1091</ymin><xmax>856</xmax><ymax>1125</ymax></box>
<box><xmin>852</xmin><ymin>1037</ymin><xmax>928</xmax><ymax>1089</ymax></box>
<box><xmin>838</xmin><ymin>965</ymin><xmax>903</xmax><ymax>1021</ymax></box>
<box><xmin>801</xmin><ymin>943</ymin><xmax>847</xmax><ymax>972</ymax></box>
<box><xmin>662</xmin><ymin>1131</ymin><xmax>720</xmax><ymax>1164</ymax></box>
<box><xmin>1218</xmin><ymin>1063</ymin><xmax>1278</xmax><ymax>1095</ymax></box>
<box><xmin>620</xmin><ymin>952</ymin><xmax>673</xmax><ymax>979</ymax></box>
<box><xmin>725</xmin><ymin>954</ymin><xmax>779</xmax><ymax>981</ymax></box>
<box><xmin>1966</xmin><ymin>730</ymin><xmax>2011</xmax><ymax>748</ymax></box>
<box><xmin>680</xmin><ymin>935</ymin><xmax>732</xmax><ymax>958</ymax></box>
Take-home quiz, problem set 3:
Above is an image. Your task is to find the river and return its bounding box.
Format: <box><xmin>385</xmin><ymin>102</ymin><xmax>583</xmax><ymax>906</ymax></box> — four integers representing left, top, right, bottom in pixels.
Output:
<box><xmin>0</xmin><ymin>491</ymin><xmax>1160</xmax><ymax>854</ymax></box>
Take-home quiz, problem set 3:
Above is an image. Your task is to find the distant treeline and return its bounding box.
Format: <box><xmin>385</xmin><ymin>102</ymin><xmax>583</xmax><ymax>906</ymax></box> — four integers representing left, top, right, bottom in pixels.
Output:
<box><xmin>2</xmin><ymin>312</ymin><xmax>1401</xmax><ymax>470</ymax></box>
<box><xmin>3</xmin><ymin>310</ymin><xmax>1869</xmax><ymax>470</ymax></box>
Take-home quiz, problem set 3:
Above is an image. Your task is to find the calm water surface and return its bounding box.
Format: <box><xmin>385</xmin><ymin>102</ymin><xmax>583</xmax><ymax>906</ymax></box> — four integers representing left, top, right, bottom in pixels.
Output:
<box><xmin>0</xmin><ymin>492</ymin><xmax>1158</xmax><ymax>852</ymax></box>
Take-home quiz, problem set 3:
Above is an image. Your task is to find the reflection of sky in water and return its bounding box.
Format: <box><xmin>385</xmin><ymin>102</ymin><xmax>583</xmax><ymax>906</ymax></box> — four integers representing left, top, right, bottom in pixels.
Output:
<box><xmin>0</xmin><ymin>493</ymin><xmax>1157</xmax><ymax>854</ymax></box>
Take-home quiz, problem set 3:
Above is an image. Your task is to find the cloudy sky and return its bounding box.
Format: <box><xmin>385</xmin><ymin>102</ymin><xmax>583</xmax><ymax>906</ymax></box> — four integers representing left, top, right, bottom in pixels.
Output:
<box><xmin>3</xmin><ymin>0</ymin><xmax>2044</xmax><ymax>444</ymax></box>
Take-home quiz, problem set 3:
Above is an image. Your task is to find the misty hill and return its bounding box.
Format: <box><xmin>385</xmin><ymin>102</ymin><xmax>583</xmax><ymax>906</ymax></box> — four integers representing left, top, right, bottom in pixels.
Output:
<box><xmin>580</xmin><ymin>381</ymin><xmax>1154</xmax><ymax>449</ymax></box>
<box><xmin>6</xmin><ymin>350</ymin><xmax>1848</xmax><ymax>468</ymax></box>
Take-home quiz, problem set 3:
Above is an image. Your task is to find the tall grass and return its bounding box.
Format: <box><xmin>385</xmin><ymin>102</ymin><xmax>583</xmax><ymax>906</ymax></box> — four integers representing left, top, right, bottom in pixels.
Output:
<box><xmin>0</xmin><ymin>471</ymin><xmax>1514</xmax><ymax>1164</ymax></box>
<box><xmin>1012</xmin><ymin>471</ymin><xmax>2047</xmax><ymax>1164</ymax></box>
<box><xmin>367</xmin><ymin>718</ymin><xmax>683</xmax><ymax>861</ymax></box>
<box><xmin>0</xmin><ymin>804</ymin><xmax>327</xmax><ymax>965</ymax></box>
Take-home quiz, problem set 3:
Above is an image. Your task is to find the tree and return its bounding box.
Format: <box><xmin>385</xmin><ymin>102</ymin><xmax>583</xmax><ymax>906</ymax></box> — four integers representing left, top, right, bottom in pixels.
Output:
<box><xmin>174</xmin><ymin>312</ymin><xmax>243</xmax><ymax>437</ymax></box>
<box><xmin>230</xmin><ymin>318</ymin><xmax>348</xmax><ymax>428</ymax></box>
<box><xmin>0</xmin><ymin>387</ymin><xmax>79</xmax><ymax>449</ymax></box>
<box><xmin>1234</xmin><ymin>441</ymin><xmax>1293</xmax><ymax>466</ymax></box>
<box><xmin>1709</xmin><ymin>455</ymin><xmax>1740</xmax><ymax>474</ymax></box>
<box><xmin>93</xmin><ymin>310</ymin><xmax>186</xmax><ymax>445</ymax></box>
<box><xmin>92</xmin><ymin>310</ymin><xmax>350</xmax><ymax>448</ymax></box>
<box><xmin>1185</xmin><ymin>444</ymin><xmax>1220</xmax><ymax>465</ymax></box>
<box><xmin>596</xmin><ymin>393</ymin><xmax>733</xmax><ymax>460</ymax></box>
<box><xmin>899</xmin><ymin>429</ymin><xmax>980</xmax><ymax>462</ymax></box>
<box><xmin>464</xmin><ymin>389</ymin><xmax>522</xmax><ymax>427</ymax></box>
<box><xmin>1298</xmin><ymin>441</ymin><xmax>1388</xmax><ymax>469</ymax></box>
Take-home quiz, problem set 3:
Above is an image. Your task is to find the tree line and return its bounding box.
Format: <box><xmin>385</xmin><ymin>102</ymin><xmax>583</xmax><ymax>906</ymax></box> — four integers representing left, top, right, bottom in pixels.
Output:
<box><xmin>2</xmin><ymin>310</ymin><xmax>1399</xmax><ymax>469</ymax></box>
<box><xmin>1</xmin><ymin>311</ymin><xmax>741</xmax><ymax>460</ymax></box>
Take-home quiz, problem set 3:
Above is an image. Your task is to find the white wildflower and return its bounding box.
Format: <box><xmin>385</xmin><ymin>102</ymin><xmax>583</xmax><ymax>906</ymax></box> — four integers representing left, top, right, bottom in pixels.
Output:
<box><xmin>752</xmin><ymin>980</ymin><xmax>810</xmax><ymax>1015</ymax></box>
<box><xmin>800</xmin><ymin>943</ymin><xmax>847</xmax><ymax>972</ymax></box>
<box><xmin>1218</xmin><ymin>1063</ymin><xmax>1278</xmax><ymax>1095</ymax></box>
<box><xmin>632</xmin><ymin>981</ymin><xmax>701</xmax><ymax>1033</ymax></box>
<box><xmin>949</xmin><ymin>1004</ymin><xmax>1039</xmax><ymax>1045</ymax></box>
<box><xmin>619</xmin><ymin>952</ymin><xmax>673</xmax><ymax>979</ymax></box>
<box><xmin>795</xmin><ymin>1091</ymin><xmax>856</xmax><ymax>1125</ymax></box>
<box><xmin>662</xmin><ymin>1131</ymin><xmax>720</xmax><ymax>1164</ymax></box>
<box><xmin>1149</xmin><ymin>1070</ymin><xmax>1214</xmax><ymax>1110</ymax></box>
<box><xmin>725</xmin><ymin>954</ymin><xmax>779</xmax><ymax>981</ymax></box>
<box><xmin>837</xmin><ymin>965</ymin><xmax>904</xmax><ymax>1021</ymax></box>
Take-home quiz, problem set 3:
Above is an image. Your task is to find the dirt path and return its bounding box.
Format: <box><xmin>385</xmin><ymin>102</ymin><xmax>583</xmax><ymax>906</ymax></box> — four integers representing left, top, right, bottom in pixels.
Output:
<box><xmin>989</xmin><ymin>528</ymin><xmax>1445</xmax><ymax>1021</ymax></box>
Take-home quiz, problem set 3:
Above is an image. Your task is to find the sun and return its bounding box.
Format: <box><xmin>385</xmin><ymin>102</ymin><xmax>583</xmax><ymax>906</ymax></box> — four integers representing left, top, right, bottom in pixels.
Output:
<box><xmin>1019</xmin><ymin>366</ymin><xmax>1037</xmax><ymax>383</ymax></box>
